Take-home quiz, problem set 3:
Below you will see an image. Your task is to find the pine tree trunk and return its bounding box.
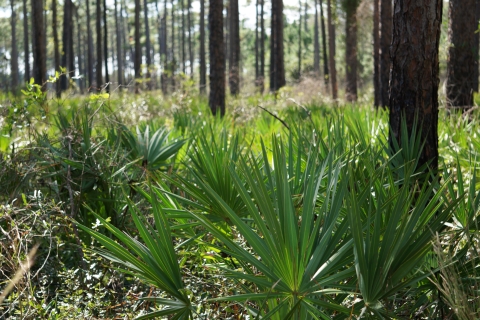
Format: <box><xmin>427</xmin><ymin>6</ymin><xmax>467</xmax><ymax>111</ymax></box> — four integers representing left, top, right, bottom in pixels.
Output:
<box><xmin>96</xmin><ymin>0</ymin><xmax>103</xmax><ymax>90</ymax></box>
<box><xmin>474</xmin><ymin>0</ymin><xmax>480</xmax><ymax>92</ymax></box>
<box><xmin>373</xmin><ymin>0</ymin><xmax>380</xmax><ymax>107</ymax></box>
<box><xmin>200</xmin><ymin>0</ymin><xmax>206</xmax><ymax>94</ymax></box>
<box><xmin>320</xmin><ymin>0</ymin><xmax>328</xmax><ymax>86</ymax></box>
<box><xmin>327</xmin><ymin>0</ymin><xmax>337</xmax><ymax>100</ymax></box>
<box><xmin>345</xmin><ymin>6</ymin><xmax>357</xmax><ymax>102</ymax></box>
<box><xmin>187</xmin><ymin>0</ymin><xmax>193</xmax><ymax>77</ymax></box>
<box><xmin>181</xmin><ymin>0</ymin><xmax>186</xmax><ymax>74</ymax></box>
<box><xmin>22</xmin><ymin>0</ymin><xmax>30</xmax><ymax>82</ymax></box>
<box><xmin>171</xmin><ymin>0</ymin><xmax>176</xmax><ymax>90</ymax></box>
<box><xmin>115</xmin><ymin>0</ymin><xmax>124</xmax><ymax>88</ymax></box>
<box><xmin>380</xmin><ymin>0</ymin><xmax>392</xmax><ymax>107</ymax></box>
<box><xmin>209</xmin><ymin>0</ymin><xmax>225</xmax><ymax>116</ymax></box>
<box><xmin>446</xmin><ymin>0</ymin><xmax>476</xmax><ymax>110</ymax></box>
<box><xmin>270</xmin><ymin>0</ymin><xmax>285</xmax><ymax>92</ymax></box>
<box><xmin>144</xmin><ymin>0</ymin><xmax>152</xmax><ymax>88</ymax></box>
<box><xmin>10</xmin><ymin>0</ymin><xmax>19</xmax><ymax>92</ymax></box>
<box><xmin>134</xmin><ymin>0</ymin><xmax>142</xmax><ymax>92</ymax></box>
<box><xmin>229</xmin><ymin>0</ymin><xmax>240</xmax><ymax>95</ymax></box>
<box><xmin>61</xmin><ymin>0</ymin><xmax>72</xmax><ymax>91</ymax></box>
<box><xmin>259</xmin><ymin>0</ymin><xmax>265</xmax><ymax>92</ymax></box>
<box><xmin>76</xmin><ymin>7</ymin><xmax>84</xmax><ymax>93</ymax></box>
<box><xmin>103</xmin><ymin>0</ymin><xmax>110</xmax><ymax>92</ymax></box>
<box><xmin>314</xmin><ymin>0</ymin><xmax>320</xmax><ymax>77</ymax></box>
<box><xmin>86</xmin><ymin>0</ymin><xmax>94</xmax><ymax>90</ymax></box>
<box><xmin>52</xmin><ymin>0</ymin><xmax>60</xmax><ymax>96</ymax></box>
<box><xmin>298</xmin><ymin>0</ymin><xmax>302</xmax><ymax>79</ymax></box>
<box><xmin>389</xmin><ymin>0</ymin><xmax>442</xmax><ymax>173</ymax></box>
<box><xmin>32</xmin><ymin>0</ymin><xmax>46</xmax><ymax>88</ymax></box>
<box><xmin>255</xmin><ymin>0</ymin><xmax>260</xmax><ymax>86</ymax></box>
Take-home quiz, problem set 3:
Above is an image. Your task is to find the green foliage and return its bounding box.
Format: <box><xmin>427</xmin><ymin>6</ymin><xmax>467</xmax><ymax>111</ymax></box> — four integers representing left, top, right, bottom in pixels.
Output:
<box><xmin>1</xmin><ymin>87</ymin><xmax>480</xmax><ymax>319</ymax></box>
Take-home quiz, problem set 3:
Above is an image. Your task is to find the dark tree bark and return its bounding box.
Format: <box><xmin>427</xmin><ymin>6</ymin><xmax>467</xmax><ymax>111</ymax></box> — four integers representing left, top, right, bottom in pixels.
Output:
<box><xmin>171</xmin><ymin>0</ymin><xmax>176</xmax><ymax>89</ymax></box>
<box><xmin>86</xmin><ymin>0</ymin><xmax>94</xmax><ymax>90</ymax></box>
<box><xmin>187</xmin><ymin>0</ymin><xmax>194</xmax><ymax>77</ymax></box>
<box><xmin>200</xmin><ymin>0</ymin><xmax>206</xmax><ymax>94</ymax></box>
<box><xmin>474</xmin><ymin>0</ymin><xmax>480</xmax><ymax>92</ymax></box>
<box><xmin>259</xmin><ymin>0</ymin><xmax>265</xmax><ymax>92</ymax></box>
<box><xmin>22</xmin><ymin>0</ymin><xmax>30</xmax><ymax>82</ymax></box>
<box><xmin>314</xmin><ymin>0</ymin><xmax>320</xmax><ymax>77</ymax></box>
<box><xmin>298</xmin><ymin>0</ymin><xmax>302</xmax><ymax>78</ymax></box>
<box><xmin>380</xmin><ymin>0</ymin><xmax>392</xmax><ymax>107</ymax></box>
<box><xmin>31</xmin><ymin>0</ymin><xmax>46</xmax><ymax>88</ymax></box>
<box><xmin>389</xmin><ymin>0</ymin><xmax>442</xmax><ymax>173</ymax></box>
<box><xmin>10</xmin><ymin>0</ymin><xmax>19</xmax><ymax>91</ymax></box>
<box><xmin>103</xmin><ymin>0</ymin><xmax>110</xmax><ymax>92</ymax></box>
<box><xmin>96</xmin><ymin>0</ymin><xmax>103</xmax><ymax>90</ymax></box>
<box><xmin>270</xmin><ymin>0</ymin><xmax>285</xmax><ymax>92</ymax></box>
<box><xmin>255</xmin><ymin>0</ymin><xmax>259</xmax><ymax>83</ymax></box>
<box><xmin>209</xmin><ymin>0</ymin><xmax>225</xmax><ymax>116</ymax></box>
<box><xmin>61</xmin><ymin>0</ymin><xmax>73</xmax><ymax>91</ymax></box>
<box><xmin>75</xmin><ymin>6</ymin><xmax>84</xmax><ymax>93</ymax></box>
<box><xmin>52</xmin><ymin>0</ymin><xmax>60</xmax><ymax>96</ymax></box>
<box><xmin>327</xmin><ymin>0</ymin><xmax>337</xmax><ymax>100</ymax></box>
<box><xmin>134</xmin><ymin>0</ymin><xmax>142</xmax><ymax>92</ymax></box>
<box><xmin>115</xmin><ymin>0</ymin><xmax>124</xmax><ymax>88</ymax></box>
<box><xmin>446</xmin><ymin>0</ymin><xmax>476</xmax><ymax>109</ymax></box>
<box><xmin>373</xmin><ymin>0</ymin><xmax>380</xmax><ymax>107</ymax></box>
<box><xmin>344</xmin><ymin>2</ymin><xmax>358</xmax><ymax>102</ymax></box>
<box><xmin>320</xmin><ymin>0</ymin><xmax>329</xmax><ymax>86</ymax></box>
<box><xmin>144</xmin><ymin>0</ymin><xmax>152</xmax><ymax>88</ymax></box>
<box><xmin>181</xmin><ymin>0</ymin><xmax>186</xmax><ymax>74</ymax></box>
<box><xmin>229</xmin><ymin>0</ymin><xmax>240</xmax><ymax>95</ymax></box>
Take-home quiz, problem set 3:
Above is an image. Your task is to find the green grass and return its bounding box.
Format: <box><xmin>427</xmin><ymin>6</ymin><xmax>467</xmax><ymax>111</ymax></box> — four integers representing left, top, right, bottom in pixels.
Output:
<box><xmin>1</xmin><ymin>87</ymin><xmax>479</xmax><ymax>319</ymax></box>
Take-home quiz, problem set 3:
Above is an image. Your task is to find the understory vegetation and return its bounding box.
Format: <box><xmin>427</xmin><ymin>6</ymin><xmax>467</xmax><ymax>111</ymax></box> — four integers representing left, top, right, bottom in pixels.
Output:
<box><xmin>1</xmin><ymin>84</ymin><xmax>479</xmax><ymax>319</ymax></box>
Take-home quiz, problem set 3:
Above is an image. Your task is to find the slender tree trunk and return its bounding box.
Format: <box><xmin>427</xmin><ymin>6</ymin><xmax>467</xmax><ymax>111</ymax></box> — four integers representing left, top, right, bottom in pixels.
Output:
<box><xmin>320</xmin><ymin>0</ymin><xmax>328</xmax><ymax>86</ymax></box>
<box><xmin>156</xmin><ymin>0</ymin><xmax>165</xmax><ymax>92</ymax></box>
<box><xmin>446</xmin><ymin>0</ymin><xmax>476</xmax><ymax>110</ymax></box>
<box><xmin>61</xmin><ymin>0</ymin><xmax>72</xmax><ymax>91</ymax></box>
<box><xmin>52</xmin><ymin>0</ymin><xmax>60</xmax><ymax>96</ymax></box>
<box><xmin>10</xmin><ymin>0</ymin><xmax>19</xmax><ymax>92</ymax></box>
<box><xmin>180</xmin><ymin>0</ymin><xmax>185</xmax><ymax>74</ymax></box>
<box><xmin>327</xmin><ymin>0</ymin><xmax>337</xmax><ymax>100</ymax></box>
<box><xmin>389</xmin><ymin>0</ymin><xmax>442</xmax><ymax>173</ymax></box>
<box><xmin>260</xmin><ymin>0</ymin><xmax>265</xmax><ymax>92</ymax></box>
<box><xmin>209</xmin><ymin>0</ymin><xmax>225</xmax><ymax>115</ymax></box>
<box><xmin>200</xmin><ymin>0</ymin><xmax>206</xmax><ymax>94</ymax></box>
<box><xmin>373</xmin><ymin>0</ymin><xmax>380</xmax><ymax>107</ymax></box>
<box><xmin>255</xmin><ymin>0</ymin><xmax>259</xmax><ymax>85</ymax></box>
<box><xmin>115</xmin><ymin>0</ymin><xmax>124</xmax><ymax>88</ymax></box>
<box><xmin>270</xmin><ymin>0</ymin><xmax>285</xmax><ymax>92</ymax></box>
<box><xmin>171</xmin><ymin>0</ymin><xmax>176</xmax><ymax>89</ymax></box>
<box><xmin>225</xmin><ymin>1</ymin><xmax>230</xmax><ymax>73</ymax></box>
<box><xmin>144</xmin><ymin>0</ymin><xmax>152</xmax><ymax>88</ymax></box>
<box><xmin>187</xmin><ymin>0</ymin><xmax>193</xmax><ymax>77</ymax></box>
<box><xmin>31</xmin><ymin>0</ymin><xmax>46</xmax><ymax>88</ymax></box>
<box><xmin>86</xmin><ymin>0</ymin><xmax>94</xmax><ymax>90</ymax></box>
<box><xmin>380</xmin><ymin>0</ymin><xmax>392</xmax><ymax>107</ymax></box>
<box><xmin>75</xmin><ymin>6</ymin><xmax>84</xmax><ymax>93</ymax></box>
<box><xmin>96</xmin><ymin>0</ymin><xmax>103</xmax><ymax>90</ymax></box>
<box><xmin>473</xmin><ymin>0</ymin><xmax>480</xmax><ymax>92</ymax></box>
<box><xmin>345</xmin><ymin>5</ymin><xmax>358</xmax><ymax>102</ymax></box>
<box><xmin>474</xmin><ymin>0</ymin><xmax>480</xmax><ymax>92</ymax></box>
<box><xmin>103</xmin><ymin>0</ymin><xmax>110</xmax><ymax>92</ymax></box>
<box><xmin>22</xmin><ymin>0</ymin><xmax>30</xmax><ymax>83</ymax></box>
<box><xmin>229</xmin><ymin>0</ymin><xmax>240</xmax><ymax>95</ymax></box>
<box><xmin>314</xmin><ymin>0</ymin><xmax>320</xmax><ymax>77</ymax></box>
<box><xmin>298</xmin><ymin>0</ymin><xmax>302</xmax><ymax>78</ymax></box>
<box><xmin>135</xmin><ymin>0</ymin><xmax>142</xmax><ymax>92</ymax></box>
